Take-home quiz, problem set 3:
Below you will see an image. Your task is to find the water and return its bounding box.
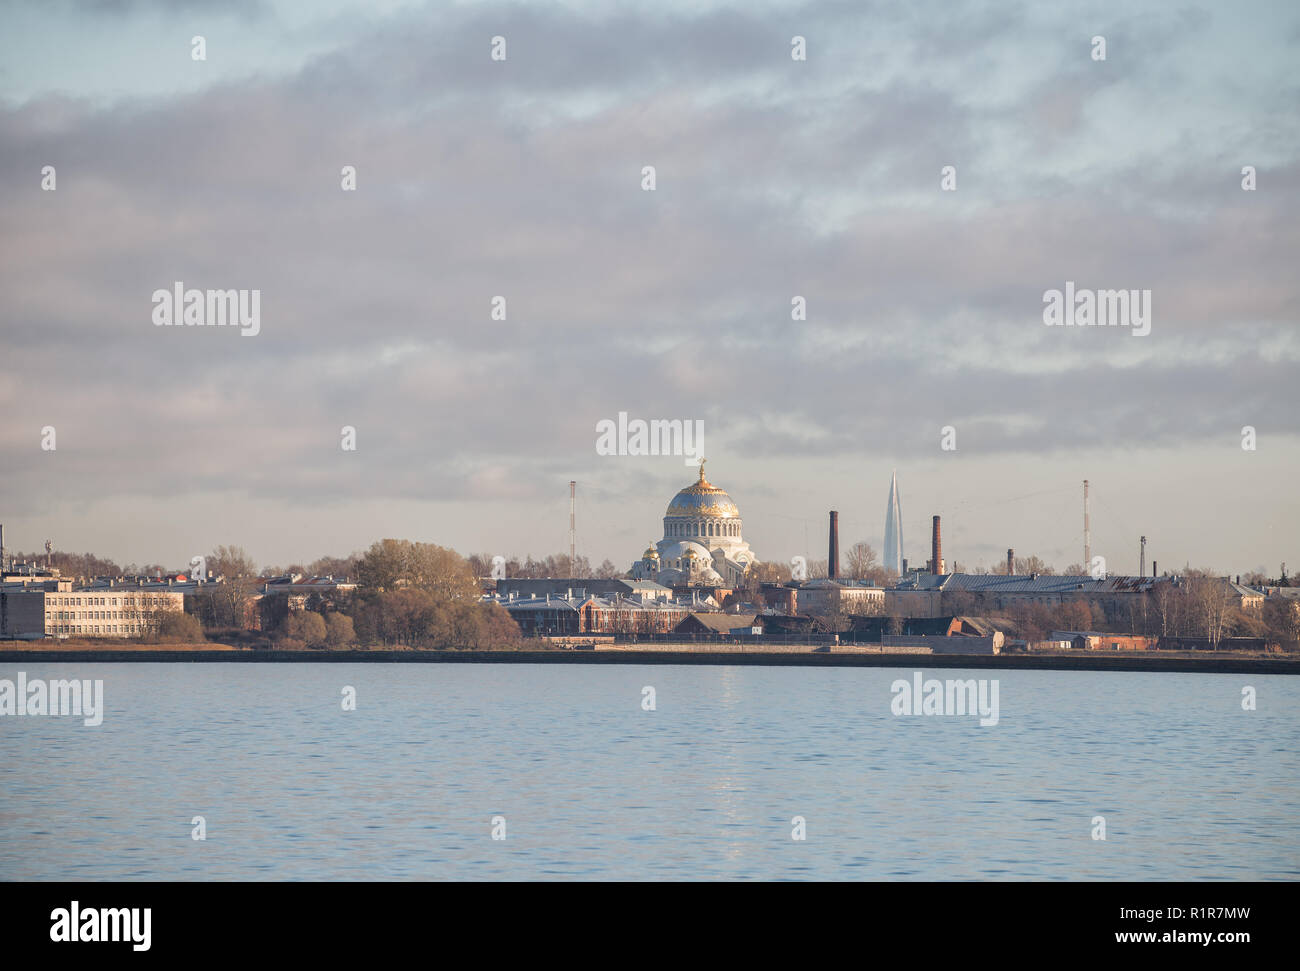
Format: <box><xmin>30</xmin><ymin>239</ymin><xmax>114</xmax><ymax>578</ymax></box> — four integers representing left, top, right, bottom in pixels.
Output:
<box><xmin>1</xmin><ymin>663</ymin><xmax>1296</xmax><ymax>880</ymax></box>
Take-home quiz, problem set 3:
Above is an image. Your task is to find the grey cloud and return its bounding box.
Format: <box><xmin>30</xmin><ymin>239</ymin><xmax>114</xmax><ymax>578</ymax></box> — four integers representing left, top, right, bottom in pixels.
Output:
<box><xmin>0</xmin><ymin>0</ymin><xmax>1296</xmax><ymax>570</ymax></box>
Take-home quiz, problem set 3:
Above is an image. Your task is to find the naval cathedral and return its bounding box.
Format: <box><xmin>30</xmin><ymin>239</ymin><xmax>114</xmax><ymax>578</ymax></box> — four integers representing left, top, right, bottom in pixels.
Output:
<box><xmin>630</xmin><ymin>462</ymin><xmax>758</xmax><ymax>586</ymax></box>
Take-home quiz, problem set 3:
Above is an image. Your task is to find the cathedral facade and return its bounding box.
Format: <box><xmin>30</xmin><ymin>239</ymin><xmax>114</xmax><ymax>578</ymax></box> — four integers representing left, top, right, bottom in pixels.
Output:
<box><xmin>630</xmin><ymin>463</ymin><xmax>758</xmax><ymax>586</ymax></box>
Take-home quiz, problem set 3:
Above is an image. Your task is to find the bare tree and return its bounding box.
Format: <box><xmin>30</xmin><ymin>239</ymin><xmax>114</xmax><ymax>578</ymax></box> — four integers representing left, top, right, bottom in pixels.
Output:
<box><xmin>1262</xmin><ymin>598</ymin><xmax>1300</xmax><ymax>643</ymax></box>
<box><xmin>749</xmin><ymin>560</ymin><xmax>792</xmax><ymax>583</ymax></box>
<box><xmin>994</xmin><ymin>555</ymin><xmax>1055</xmax><ymax>575</ymax></box>
<box><xmin>1184</xmin><ymin>572</ymin><xmax>1232</xmax><ymax>646</ymax></box>
<box><xmin>844</xmin><ymin>542</ymin><xmax>877</xmax><ymax>580</ymax></box>
<box><xmin>307</xmin><ymin>553</ymin><xmax>360</xmax><ymax>579</ymax></box>
<box><xmin>200</xmin><ymin>545</ymin><xmax>260</xmax><ymax>628</ymax></box>
<box><xmin>356</xmin><ymin>539</ymin><xmax>479</xmax><ymax>601</ymax></box>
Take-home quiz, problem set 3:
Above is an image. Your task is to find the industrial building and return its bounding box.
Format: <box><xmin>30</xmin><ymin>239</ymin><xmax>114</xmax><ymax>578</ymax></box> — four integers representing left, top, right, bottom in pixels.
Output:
<box><xmin>796</xmin><ymin>579</ymin><xmax>886</xmax><ymax>616</ymax></box>
<box><xmin>496</xmin><ymin>577</ymin><xmax>672</xmax><ymax>601</ymax></box>
<box><xmin>887</xmin><ymin>572</ymin><xmax>1265</xmax><ymax>618</ymax></box>
<box><xmin>495</xmin><ymin>591</ymin><xmax>692</xmax><ymax>636</ymax></box>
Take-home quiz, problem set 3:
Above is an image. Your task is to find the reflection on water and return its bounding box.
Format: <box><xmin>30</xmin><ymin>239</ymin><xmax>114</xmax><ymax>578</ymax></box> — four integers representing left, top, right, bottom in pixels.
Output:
<box><xmin>0</xmin><ymin>663</ymin><xmax>1296</xmax><ymax>880</ymax></box>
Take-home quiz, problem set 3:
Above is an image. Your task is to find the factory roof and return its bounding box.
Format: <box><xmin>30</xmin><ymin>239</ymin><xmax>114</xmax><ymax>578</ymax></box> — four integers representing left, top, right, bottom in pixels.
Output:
<box><xmin>891</xmin><ymin>573</ymin><xmax>1263</xmax><ymax>598</ymax></box>
<box><xmin>494</xmin><ymin>593</ymin><xmax>692</xmax><ymax>612</ymax></box>
<box><xmin>892</xmin><ymin>573</ymin><xmax>1160</xmax><ymax>594</ymax></box>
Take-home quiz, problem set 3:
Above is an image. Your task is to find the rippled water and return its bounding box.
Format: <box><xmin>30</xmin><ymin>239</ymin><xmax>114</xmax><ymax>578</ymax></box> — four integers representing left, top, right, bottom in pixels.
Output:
<box><xmin>1</xmin><ymin>663</ymin><xmax>1296</xmax><ymax>880</ymax></box>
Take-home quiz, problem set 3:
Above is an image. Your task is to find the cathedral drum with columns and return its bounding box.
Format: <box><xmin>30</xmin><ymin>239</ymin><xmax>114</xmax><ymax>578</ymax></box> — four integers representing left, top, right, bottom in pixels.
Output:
<box><xmin>631</xmin><ymin>462</ymin><xmax>758</xmax><ymax>586</ymax></box>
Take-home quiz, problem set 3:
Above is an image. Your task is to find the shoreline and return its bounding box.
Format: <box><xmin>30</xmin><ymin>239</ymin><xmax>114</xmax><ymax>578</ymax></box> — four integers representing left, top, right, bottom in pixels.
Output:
<box><xmin>0</xmin><ymin>648</ymin><xmax>1296</xmax><ymax>674</ymax></box>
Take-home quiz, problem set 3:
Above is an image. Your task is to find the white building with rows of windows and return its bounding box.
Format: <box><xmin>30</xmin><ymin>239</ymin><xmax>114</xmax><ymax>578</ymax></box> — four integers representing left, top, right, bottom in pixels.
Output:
<box><xmin>0</xmin><ymin>579</ymin><xmax>185</xmax><ymax>639</ymax></box>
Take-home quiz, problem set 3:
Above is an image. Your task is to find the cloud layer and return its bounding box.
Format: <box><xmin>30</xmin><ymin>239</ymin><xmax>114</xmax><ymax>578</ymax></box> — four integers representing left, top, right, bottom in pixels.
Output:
<box><xmin>1</xmin><ymin>0</ymin><xmax>1297</xmax><ymax>573</ymax></box>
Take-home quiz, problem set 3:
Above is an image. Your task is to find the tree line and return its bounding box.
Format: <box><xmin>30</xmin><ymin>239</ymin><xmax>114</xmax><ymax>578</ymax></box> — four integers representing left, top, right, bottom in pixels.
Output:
<box><xmin>182</xmin><ymin>539</ymin><xmax>522</xmax><ymax>650</ymax></box>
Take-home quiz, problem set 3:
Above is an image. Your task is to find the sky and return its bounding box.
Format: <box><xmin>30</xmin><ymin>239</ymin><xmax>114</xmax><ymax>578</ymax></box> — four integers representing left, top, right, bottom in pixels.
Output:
<box><xmin>1</xmin><ymin>0</ymin><xmax>1297</xmax><ymax>577</ymax></box>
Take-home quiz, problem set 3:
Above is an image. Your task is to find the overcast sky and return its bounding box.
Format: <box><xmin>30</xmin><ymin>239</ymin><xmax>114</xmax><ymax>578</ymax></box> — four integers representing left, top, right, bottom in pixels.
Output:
<box><xmin>1</xmin><ymin>0</ymin><xmax>1296</xmax><ymax>576</ymax></box>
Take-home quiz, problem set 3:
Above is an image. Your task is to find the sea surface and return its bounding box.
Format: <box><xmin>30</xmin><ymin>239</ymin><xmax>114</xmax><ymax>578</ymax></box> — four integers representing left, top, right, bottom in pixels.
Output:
<box><xmin>1</xmin><ymin>663</ymin><xmax>1296</xmax><ymax>880</ymax></box>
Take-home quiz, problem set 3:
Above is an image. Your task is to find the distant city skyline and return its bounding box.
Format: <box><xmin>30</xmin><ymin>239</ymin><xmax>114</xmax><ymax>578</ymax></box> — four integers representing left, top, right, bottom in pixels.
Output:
<box><xmin>0</xmin><ymin>460</ymin><xmax>1290</xmax><ymax>580</ymax></box>
<box><xmin>1</xmin><ymin>0</ymin><xmax>1295</xmax><ymax>576</ymax></box>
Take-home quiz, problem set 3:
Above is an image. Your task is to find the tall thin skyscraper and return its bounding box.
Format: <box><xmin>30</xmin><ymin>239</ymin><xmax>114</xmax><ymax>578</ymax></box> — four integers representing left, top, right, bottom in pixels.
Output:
<box><xmin>883</xmin><ymin>470</ymin><xmax>904</xmax><ymax>575</ymax></box>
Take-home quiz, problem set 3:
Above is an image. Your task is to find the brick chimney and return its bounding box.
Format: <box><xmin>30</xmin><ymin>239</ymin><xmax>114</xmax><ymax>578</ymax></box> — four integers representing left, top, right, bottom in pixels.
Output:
<box><xmin>828</xmin><ymin>511</ymin><xmax>839</xmax><ymax>580</ymax></box>
<box><xmin>931</xmin><ymin>516</ymin><xmax>943</xmax><ymax>575</ymax></box>
<box><xmin>1007</xmin><ymin>548</ymin><xmax>1014</xmax><ymax>576</ymax></box>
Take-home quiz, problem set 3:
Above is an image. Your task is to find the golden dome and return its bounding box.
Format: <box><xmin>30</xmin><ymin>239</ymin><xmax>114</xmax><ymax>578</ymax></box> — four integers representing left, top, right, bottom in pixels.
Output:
<box><xmin>665</xmin><ymin>462</ymin><xmax>740</xmax><ymax>520</ymax></box>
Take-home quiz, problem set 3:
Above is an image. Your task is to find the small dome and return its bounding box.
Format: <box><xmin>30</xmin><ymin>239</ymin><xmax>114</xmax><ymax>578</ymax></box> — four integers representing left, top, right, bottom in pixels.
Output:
<box><xmin>659</xmin><ymin>540</ymin><xmax>711</xmax><ymax>560</ymax></box>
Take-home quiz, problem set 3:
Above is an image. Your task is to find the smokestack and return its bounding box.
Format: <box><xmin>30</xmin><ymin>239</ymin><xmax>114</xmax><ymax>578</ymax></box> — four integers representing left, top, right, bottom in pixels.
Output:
<box><xmin>828</xmin><ymin>511</ymin><xmax>839</xmax><ymax>580</ymax></box>
<box><xmin>1007</xmin><ymin>548</ymin><xmax>1014</xmax><ymax>576</ymax></box>
<box><xmin>0</xmin><ymin>522</ymin><xmax>4</xmax><ymax>573</ymax></box>
<box><xmin>1153</xmin><ymin>560</ymin><xmax>1157</xmax><ymax>578</ymax></box>
<box><xmin>931</xmin><ymin>516</ymin><xmax>943</xmax><ymax>575</ymax></box>
<box><xmin>1083</xmin><ymin>480</ymin><xmax>1091</xmax><ymax>572</ymax></box>
<box><xmin>569</xmin><ymin>481</ymin><xmax>576</xmax><ymax>575</ymax></box>
<box><xmin>1140</xmin><ymin>536</ymin><xmax>1146</xmax><ymax>579</ymax></box>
